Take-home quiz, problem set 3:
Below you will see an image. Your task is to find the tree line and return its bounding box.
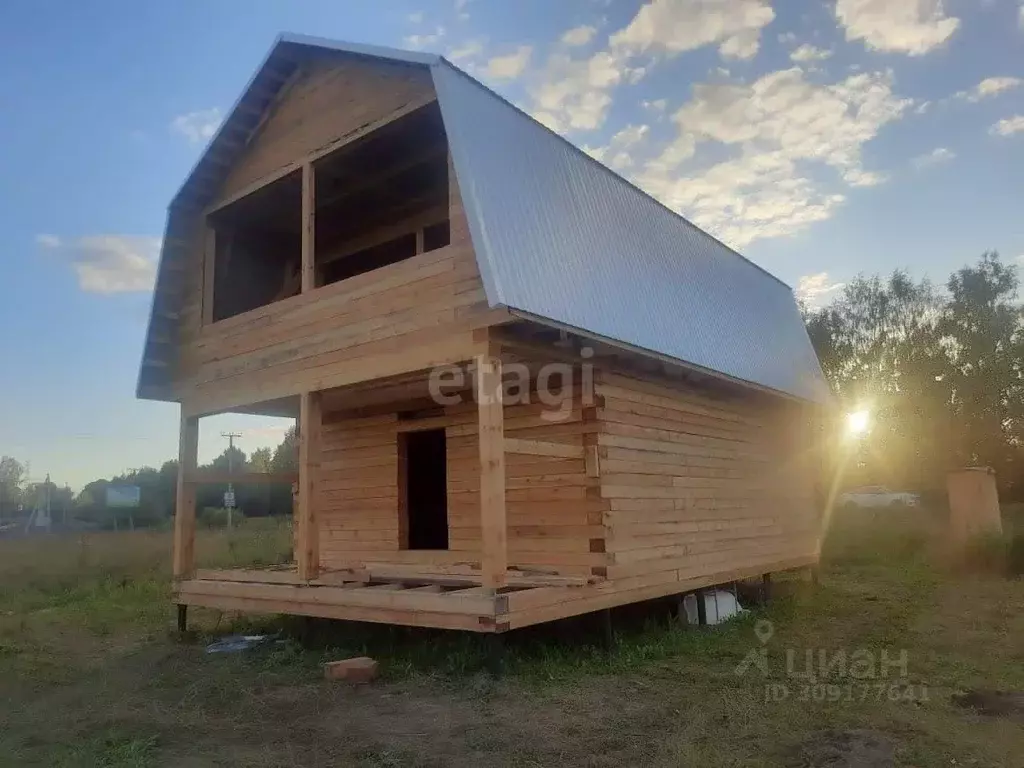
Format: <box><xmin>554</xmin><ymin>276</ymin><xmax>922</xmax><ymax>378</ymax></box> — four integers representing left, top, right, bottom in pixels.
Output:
<box><xmin>804</xmin><ymin>251</ymin><xmax>1024</xmax><ymax>498</ymax></box>
<box><xmin>0</xmin><ymin>428</ymin><xmax>298</xmax><ymax>530</ymax></box>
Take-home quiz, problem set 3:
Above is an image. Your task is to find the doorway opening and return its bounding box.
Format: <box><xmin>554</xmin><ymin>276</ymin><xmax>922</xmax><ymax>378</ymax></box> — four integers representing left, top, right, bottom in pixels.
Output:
<box><xmin>400</xmin><ymin>428</ymin><xmax>449</xmax><ymax>550</ymax></box>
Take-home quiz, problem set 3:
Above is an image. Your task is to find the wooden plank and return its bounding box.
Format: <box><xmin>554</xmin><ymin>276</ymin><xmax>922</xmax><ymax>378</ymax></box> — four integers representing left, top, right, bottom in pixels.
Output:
<box><xmin>504</xmin><ymin>437</ymin><xmax>584</xmax><ymax>459</ymax></box>
<box><xmin>476</xmin><ymin>336</ymin><xmax>506</xmax><ymax>589</ymax></box>
<box><xmin>207</xmin><ymin>54</ymin><xmax>436</xmax><ymax>212</ymax></box>
<box><xmin>585</xmin><ymin>445</ymin><xmax>601</xmax><ymax>478</ymax></box>
<box><xmin>174</xmin><ymin>588</ymin><xmax>490</xmax><ymax>632</ymax></box>
<box><xmin>319</xmin><ymin>204</ymin><xmax>447</xmax><ymax>268</ymax></box>
<box><xmin>301</xmin><ymin>162</ymin><xmax>315</xmax><ymax>292</ymax></box>
<box><xmin>184</xmin><ymin>329</ymin><xmax>487</xmax><ymax>417</ymax></box>
<box><xmin>172</xmin><ymin>411</ymin><xmax>199</xmax><ymax>578</ymax></box>
<box><xmin>504</xmin><ymin>556</ymin><xmax>818</xmax><ymax>629</ymax></box>
<box><xmin>195</xmin><ymin>568</ymin><xmax>302</xmax><ymax>585</ymax></box>
<box><xmin>297</xmin><ymin>391</ymin><xmax>322</xmax><ymax>580</ymax></box>
<box><xmin>178</xmin><ymin>578</ymin><xmax>495</xmax><ymax>616</ymax></box>
<box><xmin>201</xmin><ymin>226</ymin><xmax>216</xmax><ymax>326</ymax></box>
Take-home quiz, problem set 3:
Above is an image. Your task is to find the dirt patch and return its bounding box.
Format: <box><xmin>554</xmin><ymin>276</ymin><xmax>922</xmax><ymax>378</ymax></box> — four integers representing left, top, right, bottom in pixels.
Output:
<box><xmin>953</xmin><ymin>690</ymin><xmax>1024</xmax><ymax>721</ymax></box>
<box><xmin>792</xmin><ymin>729</ymin><xmax>895</xmax><ymax>768</ymax></box>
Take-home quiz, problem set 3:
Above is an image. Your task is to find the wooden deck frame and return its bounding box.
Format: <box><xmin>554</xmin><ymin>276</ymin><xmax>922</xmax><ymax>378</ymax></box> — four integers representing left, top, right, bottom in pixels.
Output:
<box><xmin>173</xmin><ymin>556</ymin><xmax>816</xmax><ymax>633</ymax></box>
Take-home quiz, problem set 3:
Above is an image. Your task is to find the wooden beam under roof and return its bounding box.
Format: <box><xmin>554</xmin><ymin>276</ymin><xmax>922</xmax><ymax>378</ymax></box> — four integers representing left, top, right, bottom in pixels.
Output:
<box><xmin>203</xmin><ymin>94</ymin><xmax>438</xmax><ymax>216</ymax></box>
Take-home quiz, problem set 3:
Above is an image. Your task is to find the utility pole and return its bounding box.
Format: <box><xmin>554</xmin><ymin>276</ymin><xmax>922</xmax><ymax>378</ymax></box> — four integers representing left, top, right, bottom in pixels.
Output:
<box><xmin>221</xmin><ymin>432</ymin><xmax>242</xmax><ymax>529</ymax></box>
<box><xmin>44</xmin><ymin>473</ymin><xmax>52</xmax><ymax>533</ymax></box>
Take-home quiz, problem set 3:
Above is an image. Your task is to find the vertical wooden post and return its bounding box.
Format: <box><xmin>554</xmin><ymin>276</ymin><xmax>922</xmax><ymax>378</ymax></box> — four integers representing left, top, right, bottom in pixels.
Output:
<box><xmin>201</xmin><ymin>225</ymin><xmax>216</xmax><ymax>325</ymax></box>
<box><xmin>301</xmin><ymin>162</ymin><xmax>316</xmax><ymax>292</ymax></box>
<box><xmin>172</xmin><ymin>409</ymin><xmax>199</xmax><ymax>578</ymax></box>
<box><xmin>476</xmin><ymin>338</ymin><xmax>506</xmax><ymax>590</ymax></box>
<box><xmin>297</xmin><ymin>391</ymin><xmax>321</xmax><ymax>580</ymax></box>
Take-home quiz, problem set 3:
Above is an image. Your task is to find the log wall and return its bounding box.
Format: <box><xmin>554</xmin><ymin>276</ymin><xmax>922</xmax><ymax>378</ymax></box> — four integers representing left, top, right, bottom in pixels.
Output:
<box><xmin>595</xmin><ymin>370</ymin><xmax>821</xmax><ymax>581</ymax></box>
<box><xmin>316</xmin><ymin>380</ymin><xmax>603</xmax><ymax>575</ymax></box>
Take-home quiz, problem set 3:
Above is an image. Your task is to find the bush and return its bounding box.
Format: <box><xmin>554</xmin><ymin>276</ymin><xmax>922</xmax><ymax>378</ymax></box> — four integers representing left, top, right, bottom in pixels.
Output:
<box><xmin>198</xmin><ymin>507</ymin><xmax>246</xmax><ymax>529</ymax></box>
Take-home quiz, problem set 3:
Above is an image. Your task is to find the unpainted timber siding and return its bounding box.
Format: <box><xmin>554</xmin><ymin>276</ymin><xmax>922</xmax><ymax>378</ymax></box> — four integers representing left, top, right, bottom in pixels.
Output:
<box><xmin>215</xmin><ymin>55</ymin><xmax>434</xmax><ymax>204</ymax></box>
<box><xmin>595</xmin><ymin>370</ymin><xmax>821</xmax><ymax>581</ymax></box>
<box><xmin>316</xmin><ymin>366</ymin><xmax>601</xmax><ymax>576</ymax></box>
<box><xmin>170</xmin><ymin>67</ymin><xmax>499</xmax><ymax>412</ymax></box>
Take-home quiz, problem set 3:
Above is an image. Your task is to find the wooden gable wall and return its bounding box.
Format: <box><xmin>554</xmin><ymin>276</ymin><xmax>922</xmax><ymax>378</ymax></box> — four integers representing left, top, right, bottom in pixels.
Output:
<box><xmin>161</xmin><ymin>53</ymin><xmax>505</xmax><ymax>414</ymax></box>
<box><xmin>216</xmin><ymin>54</ymin><xmax>435</xmax><ymax>206</ymax></box>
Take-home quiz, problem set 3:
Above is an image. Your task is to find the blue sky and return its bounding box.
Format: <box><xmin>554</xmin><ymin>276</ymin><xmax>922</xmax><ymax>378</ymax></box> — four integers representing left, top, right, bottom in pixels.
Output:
<box><xmin>1</xmin><ymin>0</ymin><xmax>1022</xmax><ymax>489</ymax></box>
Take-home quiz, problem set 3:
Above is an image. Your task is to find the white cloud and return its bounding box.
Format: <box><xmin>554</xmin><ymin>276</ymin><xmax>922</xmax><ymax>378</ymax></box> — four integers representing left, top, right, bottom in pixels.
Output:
<box><xmin>523</xmin><ymin>1</ymin><xmax>778</xmax><ymax>135</ymax></box>
<box><xmin>447</xmin><ymin>39</ymin><xmax>484</xmax><ymax>63</ymax></box>
<box><xmin>797</xmin><ymin>273</ymin><xmax>845</xmax><ymax>306</ymax></box>
<box><xmin>1019</xmin><ymin>2</ymin><xmax>1024</xmax><ymax>30</ymax></box>
<box><xmin>39</xmin><ymin>235</ymin><xmax>160</xmax><ymax>294</ymax></box>
<box><xmin>911</xmin><ymin>146</ymin><xmax>955</xmax><ymax>169</ymax></box>
<box><xmin>407</xmin><ymin>11</ymin><xmax>424</xmax><ymax>23</ymax></box>
<box><xmin>484</xmin><ymin>46</ymin><xmax>532</xmax><ymax>80</ymax></box>
<box><xmin>404</xmin><ymin>26</ymin><xmax>445</xmax><ymax>49</ymax></box>
<box><xmin>528</xmin><ymin>50</ymin><xmax>627</xmax><ymax>132</ymax></box>
<box><xmin>171</xmin><ymin>108</ymin><xmax>222</xmax><ymax>145</ymax></box>
<box><xmin>956</xmin><ymin>76</ymin><xmax>1023</xmax><ymax>102</ymax></box>
<box><xmin>842</xmin><ymin>167</ymin><xmax>887</xmax><ymax>187</ymax></box>
<box><xmin>778</xmin><ymin>31</ymin><xmax>797</xmax><ymax>44</ymax></box>
<box><xmin>990</xmin><ymin>115</ymin><xmax>1024</xmax><ymax>136</ymax></box>
<box><xmin>790</xmin><ymin>44</ymin><xmax>833</xmax><ymax>63</ymax></box>
<box><xmin>611</xmin><ymin>0</ymin><xmax>775</xmax><ymax>61</ymax></box>
<box><xmin>562</xmin><ymin>25</ymin><xmax>597</xmax><ymax>47</ymax></box>
<box><xmin>643</xmin><ymin>98</ymin><xmax>668</xmax><ymax>113</ymax></box>
<box><xmin>633</xmin><ymin>67</ymin><xmax>910</xmax><ymax>246</ymax></box>
<box><xmin>585</xmin><ymin>123</ymin><xmax>651</xmax><ymax>171</ymax></box>
<box><xmin>454</xmin><ymin>0</ymin><xmax>472</xmax><ymax>20</ymax></box>
<box><xmin>835</xmin><ymin>0</ymin><xmax>960</xmax><ymax>55</ymax></box>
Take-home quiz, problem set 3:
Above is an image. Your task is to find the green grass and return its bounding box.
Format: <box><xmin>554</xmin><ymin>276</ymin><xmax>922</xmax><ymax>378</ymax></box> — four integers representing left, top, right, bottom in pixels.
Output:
<box><xmin>1</xmin><ymin>508</ymin><xmax>1022</xmax><ymax>766</ymax></box>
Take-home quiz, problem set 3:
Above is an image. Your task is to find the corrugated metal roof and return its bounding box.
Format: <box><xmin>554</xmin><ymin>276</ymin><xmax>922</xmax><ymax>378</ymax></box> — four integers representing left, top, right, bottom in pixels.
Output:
<box><xmin>433</xmin><ymin>62</ymin><xmax>827</xmax><ymax>403</ymax></box>
<box><xmin>140</xmin><ymin>35</ymin><xmax>829</xmax><ymax>404</ymax></box>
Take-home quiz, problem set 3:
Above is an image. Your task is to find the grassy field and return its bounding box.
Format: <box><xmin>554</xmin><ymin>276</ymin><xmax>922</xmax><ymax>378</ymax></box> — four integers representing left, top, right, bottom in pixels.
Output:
<box><xmin>1</xmin><ymin>508</ymin><xmax>1022</xmax><ymax>767</ymax></box>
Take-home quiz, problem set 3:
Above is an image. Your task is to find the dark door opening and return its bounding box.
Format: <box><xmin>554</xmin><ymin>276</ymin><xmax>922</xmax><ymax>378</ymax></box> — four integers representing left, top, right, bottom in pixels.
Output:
<box><xmin>401</xmin><ymin>428</ymin><xmax>449</xmax><ymax>550</ymax></box>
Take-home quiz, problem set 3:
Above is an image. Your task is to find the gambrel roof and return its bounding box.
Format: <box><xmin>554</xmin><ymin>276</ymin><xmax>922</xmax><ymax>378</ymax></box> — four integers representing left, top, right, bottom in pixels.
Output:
<box><xmin>140</xmin><ymin>33</ymin><xmax>828</xmax><ymax>404</ymax></box>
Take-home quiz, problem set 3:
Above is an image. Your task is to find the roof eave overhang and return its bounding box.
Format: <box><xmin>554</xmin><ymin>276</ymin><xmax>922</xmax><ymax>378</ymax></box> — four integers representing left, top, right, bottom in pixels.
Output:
<box><xmin>505</xmin><ymin>308</ymin><xmax>832</xmax><ymax>406</ymax></box>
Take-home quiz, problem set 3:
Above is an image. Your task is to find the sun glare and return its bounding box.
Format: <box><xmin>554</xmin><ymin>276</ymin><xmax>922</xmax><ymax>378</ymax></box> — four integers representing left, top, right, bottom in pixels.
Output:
<box><xmin>846</xmin><ymin>409</ymin><xmax>871</xmax><ymax>437</ymax></box>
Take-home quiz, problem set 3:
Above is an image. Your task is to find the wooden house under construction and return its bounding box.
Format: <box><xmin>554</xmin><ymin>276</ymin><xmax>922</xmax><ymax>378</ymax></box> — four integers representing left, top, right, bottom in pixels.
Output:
<box><xmin>138</xmin><ymin>35</ymin><xmax>830</xmax><ymax>633</ymax></box>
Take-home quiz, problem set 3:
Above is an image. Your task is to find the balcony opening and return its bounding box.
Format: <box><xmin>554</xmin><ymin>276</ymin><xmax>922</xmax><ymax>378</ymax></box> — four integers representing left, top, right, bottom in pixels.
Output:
<box><xmin>208</xmin><ymin>170</ymin><xmax>303</xmax><ymax>322</ymax></box>
<box><xmin>315</xmin><ymin>101</ymin><xmax>450</xmax><ymax>287</ymax></box>
<box><xmin>204</xmin><ymin>101</ymin><xmax>450</xmax><ymax>323</ymax></box>
<box><xmin>399</xmin><ymin>428</ymin><xmax>449</xmax><ymax>551</ymax></box>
